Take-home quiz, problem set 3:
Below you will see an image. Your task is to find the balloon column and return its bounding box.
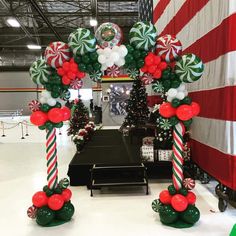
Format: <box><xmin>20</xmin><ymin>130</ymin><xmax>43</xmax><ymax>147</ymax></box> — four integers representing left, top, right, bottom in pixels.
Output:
<box><xmin>151</xmin><ymin>34</ymin><xmax>204</xmax><ymax>228</ymax></box>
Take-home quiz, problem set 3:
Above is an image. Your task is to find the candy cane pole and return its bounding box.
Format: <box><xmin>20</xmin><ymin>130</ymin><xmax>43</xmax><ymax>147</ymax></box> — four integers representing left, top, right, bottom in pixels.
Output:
<box><xmin>172</xmin><ymin>122</ymin><xmax>185</xmax><ymax>190</ymax></box>
<box><xmin>46</xmin><ymin>128</ymin><xmax>58</xmax><ymax>189</ymax></box>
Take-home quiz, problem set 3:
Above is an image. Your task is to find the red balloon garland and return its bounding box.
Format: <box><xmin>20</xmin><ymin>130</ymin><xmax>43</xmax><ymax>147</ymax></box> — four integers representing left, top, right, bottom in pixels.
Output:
<box><xmin>159</xmin><ymin>102</ymin><xmax>176</xmax><ymax>118</ymax></box>
<box><xmin>30</xmin><ymin>111</ymin><xmax>48</xmax><ymax>126</ymax></box>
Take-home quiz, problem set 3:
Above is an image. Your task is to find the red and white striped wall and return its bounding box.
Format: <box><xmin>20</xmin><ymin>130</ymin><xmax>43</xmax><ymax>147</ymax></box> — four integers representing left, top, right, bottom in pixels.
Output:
<box><xmin>153</xmin><ymin>0</ymin><xmax>236</xmax><ymax>190</ymax></box>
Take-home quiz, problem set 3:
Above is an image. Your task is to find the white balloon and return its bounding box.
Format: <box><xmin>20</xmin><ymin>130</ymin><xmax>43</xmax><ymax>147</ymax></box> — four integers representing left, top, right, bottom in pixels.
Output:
<box><xmin>97</xmin><ymin>48</ymin><xmax>103</xmax><ymax>55</ymax></box>
<box><xmin>119</xmin><ymin>45</ymin><xmax>128</xmax><ymax>57</ymax></box>
<box><xmin>115</xmin><ymin>58</ymin><xmax>125</xmax><ymax>67</ymax></box>
<box><xmin>167</xmin><ymin>88</ymin><xmax>177</xmax><ymax>97</ymax></box>
<box><xmin>41</xmin><ymin>90</ymin><xmax>51</xmax><ymax>98</ymax></box>
<box><xmin>178</xmin><ymin>83</ymin><xmax>186</xmax><ymax>91</ymax></box>
<box><xmin>176</xmin><ymin>92</ymin><xmax>185</xmax><ymax>100</ymax></box>
<box><xmin>110</xmin><ymin>52</ymin><xmax>120</xmax><ymax>62</ymax></box>
<box><xmin>103</xmin><ymin>47</ymin><xmax>111</xmax><ymax>55</ymax></box>
<box><xmin>106</xmin><ymin>60</ymin><xmax>114</xmax><ymax>68</ymax></box>
<box><xmin>112</xmin><ymin>46</ymin><xmax>120</xmax><ymax>52</ymax></box>
<box><xmin>98</xmin><ymin>55</ymin><xmax>106</xmax><ymax>64</ymax></box>
<box><xmin>39</xmin><ymin>97</ymin><xmax>47</xmax><ymax>104</ymax></box>
<box><xmin>167</xmin><ymin>95</ymin><xmax>173</xmax><ymax>102</ymax></box>
<box><xmin>47</xmin><ymin>98</ymin><xmax>57</xmax><ymax>106</ymax></box>
<box><xmin>101</xmin><ymin>64</ymin><xmax>108</xmax><ymax>71</ymax></box>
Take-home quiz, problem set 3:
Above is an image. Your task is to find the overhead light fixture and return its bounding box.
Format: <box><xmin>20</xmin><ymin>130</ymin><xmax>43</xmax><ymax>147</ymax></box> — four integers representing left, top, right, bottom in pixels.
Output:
<box><xmin>90</xmin><ymin>18</ymin><xmax>98</xmax><ymax>27</ymax></box>
<box><xmin>27</xmin><ymin>44</ymin><xmax>42</xmax><ymax>50</ymax></box>
<box><xmin>6</xmin><ymin>18</ymin><xmax>20</xmax><ymax>27</ymax></box>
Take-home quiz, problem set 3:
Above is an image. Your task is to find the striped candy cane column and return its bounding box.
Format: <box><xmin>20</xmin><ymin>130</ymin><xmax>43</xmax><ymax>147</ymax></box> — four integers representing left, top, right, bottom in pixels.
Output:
<box><xmin>46</xmin><ymin>128</ymin><xmax>58</xmax><ymax>189</ymax></box>
<box><xmin>172</xmin><ymin>122</ymin><xmax>185</xmax><ymax>190</ymax></box>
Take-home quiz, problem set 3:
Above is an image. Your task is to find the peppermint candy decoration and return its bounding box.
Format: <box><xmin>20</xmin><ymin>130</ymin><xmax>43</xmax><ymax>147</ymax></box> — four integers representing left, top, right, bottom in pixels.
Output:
<box><xmin>68</xmin><ymin>28</ymin><xmax>96</xmax><ymax>56</ymax></box>
<box><xmin>95</xmin><ymin>22</ymin><xmax>123</xmax><ymax>48</ymax></box>
<box><xmin>27</xmin><ymin>205</ymin><xmax>38</xmax><ymax>219</ymax></box>
<box><xmin>156</xmin><ymin>34</ymin><xmax>182</xmax><ymax>62</ymax></box>
<box><xmin>175</xmin><ymin>54</ymin><xmax>204</xmax><ymax>83</ymax></box>
<box><xmin>70</xmin><ymin>78</ymin><xmax>83</xmax><ymax>89</ymax></box>
<box><xmin>44</xmin><ymin>41</ymin><xmax>71</xmax><ymax>68</ymax></box>
<box><xmin>106</xmin><ymin>65</ymin><xmax>120</xmax><ymax>77</ymax></box>
<box><xmin>152</xmin><ymin>199</ymin><xmax>161</xmax><ymax>213</ymax></box>
<box><xmin>127</xmin><ymin>68</ymin><xmax>140</xmax><ymax>79</ymax></box>
<box><xmin>28</xmin><ymin>100</ymin><xmax>41</xmax><ymax>112</ymax></box>
<box><xmin>183</xmin><ymin>178</ymin><xmax>195</xmax><ymax>190</ymax></box>
<box><xmin>60</xmin><ymin>90</ymin><xmax>71</xmax><ymax>101</ymax></box>
<box><xmin>158</xmin><ymin>117</ymin><xmax>172</xmax><ymax>130</ymax></box>
<box><xmin>141</xmin><ymin>73</ymin><xmax>153</xmax><ymax>85</ymax></box>
<box><xmin>89</xmin><ymin>70</ymin><xmax>102</xmax><ymax>82</ymax></box>
<box><xmin>29</xmin><ymin>59</ymin><xmax>51</xmax><ymax>85</ymax></box>
<box><xmin>129</xmin><ymin>22</ymin><xmax>157</xmax><ymax>51</ymax></box>
<box><xmin>59</xmin><ymin>178</ymin><xmax>70</xmax><ymax>189</ymax></box>
<box><xmin>152</xmin><ymin>81</ymin><xmax>164</xmax><ymax>94</ymax></box>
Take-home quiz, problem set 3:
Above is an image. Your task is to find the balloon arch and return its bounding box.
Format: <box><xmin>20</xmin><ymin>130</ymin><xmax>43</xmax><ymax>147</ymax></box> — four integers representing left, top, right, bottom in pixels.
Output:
<box><xmin>27</xmin><ymin>21</ymin><xmax>204</xmax><ymax>227</ymax></box>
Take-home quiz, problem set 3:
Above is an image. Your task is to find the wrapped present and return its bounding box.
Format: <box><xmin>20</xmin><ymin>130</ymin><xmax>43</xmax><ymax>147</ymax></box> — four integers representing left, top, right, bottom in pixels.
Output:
<box><xmin>158</xmin><ymin>149</ymin><xmax>173</xmax><ymax>161</ymax></box>
<box><xmin>143</xmin><ymin>137</ymin><xmax>155</xmax><ymax>146</ymax></box>
<box><xmin>141</xmin><ymin>145</ymin><xmax>154</xmax><ymax>162</ymax></box>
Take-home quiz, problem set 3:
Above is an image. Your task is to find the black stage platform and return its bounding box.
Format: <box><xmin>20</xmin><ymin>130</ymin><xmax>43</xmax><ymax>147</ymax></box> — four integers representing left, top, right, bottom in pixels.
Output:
<box><xmin>68</xmin><ymin>129</ymin><xmax>172</xmax><ymax>186</ymax></box>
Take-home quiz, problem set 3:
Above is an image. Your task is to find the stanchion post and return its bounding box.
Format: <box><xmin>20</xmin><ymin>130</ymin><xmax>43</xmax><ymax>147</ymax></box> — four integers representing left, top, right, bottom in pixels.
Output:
<box><xmin>59</xmin><ymin>128</ymin><xmax>62</xmax><ymax>135</ymax></box>
<box><xmin>25</xmin><ymin>121</ymin><xmax>29</xmax><ymax>136</ymax></box>
<box><xmin>20</xmin><ymin>122</ymin><xmax>25</xmax><ymax>139</ymax></box>
<box><xmin>1</xmin><ymin>121</ymin><xmax>6</xmax><ymax>137</ymax></box>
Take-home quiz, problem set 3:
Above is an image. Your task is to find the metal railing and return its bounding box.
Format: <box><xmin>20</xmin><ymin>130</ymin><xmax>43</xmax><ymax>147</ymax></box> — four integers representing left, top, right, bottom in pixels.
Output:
<box><xmin>0</xmin><ymin>109</ymin><xmax>23</xmax><ymax>118</ymax></box>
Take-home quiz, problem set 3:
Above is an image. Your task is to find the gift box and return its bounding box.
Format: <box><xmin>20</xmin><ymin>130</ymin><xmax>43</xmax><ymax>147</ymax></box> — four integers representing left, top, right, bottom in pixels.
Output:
<box><xmin>141</xmin><ymin>145</ymin><xmax>154</xmax><ymax>162</ymax></box>
<box><xmin>143</xmin><ymin>137</ymin><xmax>155</xmax><ymax>146</ymax></box>
<box><xmin>158</xmin><ymin>150</ymin><xmax>173</xmax><ymax>161</ymax></box>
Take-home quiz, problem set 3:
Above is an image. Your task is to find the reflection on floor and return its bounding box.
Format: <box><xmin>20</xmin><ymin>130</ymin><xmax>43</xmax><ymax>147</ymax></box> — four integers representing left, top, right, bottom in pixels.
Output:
<box><xmin>0</xmin><ymin>118</ymin><xmax>235</xmax><ymax>236</ymax></box>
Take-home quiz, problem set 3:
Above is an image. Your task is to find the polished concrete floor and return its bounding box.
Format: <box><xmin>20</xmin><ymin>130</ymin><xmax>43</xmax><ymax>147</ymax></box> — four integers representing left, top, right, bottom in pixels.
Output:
<box><xmin>0</xmin><ymin>117</ymin><xmax>235</xmax><ymax>236</ymax></box>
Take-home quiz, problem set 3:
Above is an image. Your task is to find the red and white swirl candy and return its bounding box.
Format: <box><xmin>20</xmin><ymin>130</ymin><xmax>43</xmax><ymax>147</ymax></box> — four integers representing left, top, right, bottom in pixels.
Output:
<box><xmin>27</xmin><ymin>205</ymin><xmax>38</xmax><ymax>219</ymax></box>
<box><xmin>141</xmin><ymin>73</ymin><xmax>153</xmax><ymax>85</ymax></box>
<box><xmin>44</xmin><ymin>41</ymin><xmax>71</xmax><ymax>68</ymax></box>
<box><xmin>106</xmin><ymin>65</ymin><xmax>120</xmax><ymax>77</ymax></box>
<box><xmin>28</xmin><ymin>100</ymin><xmax>41</xmax><ymax>112</ymax></box>
<box><xmin>155</xmin><ymin>34</ymin><xmax>182</xmax><ymax>62</ymax></box>
<box><xmin>70</xmin><ymin>78</ymin><xmax>83</xmax><ymax>90</ymax></box>
<box><xmin>183</xmin><ymin>178</ymin><xmax>195</xmax><ymax>190</ymax></box>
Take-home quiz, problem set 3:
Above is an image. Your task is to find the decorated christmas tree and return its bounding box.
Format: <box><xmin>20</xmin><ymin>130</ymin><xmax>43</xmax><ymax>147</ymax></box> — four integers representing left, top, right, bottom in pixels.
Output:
<box><xmin>122</xmin><ymin>77</ymin><xmax>149</xmax><ymax>127</ymax></box>
<box><xmin>67</xmin><ymin>98</ymin><xmax>89</xmax><ymax>136</ymax></box>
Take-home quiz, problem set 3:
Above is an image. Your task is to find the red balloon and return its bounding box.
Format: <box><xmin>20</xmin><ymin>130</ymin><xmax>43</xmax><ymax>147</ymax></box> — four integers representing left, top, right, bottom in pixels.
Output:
<box><xmin>191</xmin><ymin>102</ymin><xmax>200</xmax><ymax>116</ymax></box>
<box><xmin>62</xmin><ymin>61</ymin><xmax>70</xmax><ymax>72</ymax></box>
<box><xmin>145</xmin><ymin>54</ymin><xmax>154</xmax><ymax>66</ymax></box>
<box><xmin>67</xmin><ymin>71</ymin><xmax>76</xmax><ymax>80</ymax></box>
<box><xmin>148</xmin><ymin>65</ymin><xmax>157</xmax><ymax>74</ymax></box>
<box><xmin>48</xmin><ymin>108</ymin><xmax>63</xmax><ymax>123</ymax></box>
<box><xmin>159</xmin><ymin>102</ymin><xmax>176</xmax><ymax>118</ymax></box>
<box><xmin>61</xmin><ymin>106</ymin><xmax>71</xmax><ymax>121</ymax></box>
<box><xmin>153</xmin><ymin>56</ymin><xmax>161</xmax><ymax>65</ymax></box>
<box><xmin>32</xmin><ymin>191</ymin><xmax>48</xmax><ymax>208</ymax></box>
<box><xmin>62</xmin><ymin>75</ymin><xmax>71</xmax><ymax>85</ymax></box>
<box><xmin>186</xmin><ymin>191</ymin><xmax>196</xmax><ymax>205</ymax></box>
<box><xmin>61</xmin><ymin>189</ymin><xmax>72</xmax><ymax>202</ymax></box>
<box><xmin>159</xmin><ymin>190</ymin><xmax>172</xmax><ymax>204</ymax></box>
<box><xmin>153</xmin><ymin>69</ymin><xmax>162</xmax><ymax>79</ymax></box>
<box><xmin>158</xmin><ymin>62</ymin><xmax>168</xmax><ymax>70</ymax></box>
<box><xmin>57</xmin><ymin>68</ymin><xmax>65</xmax><ymax>76</ymax></box>
<box><xmin>77</xmin><ymin>71</ymin><xmax>85</xmax><ymax>79</ymax></box>
<box><xmin>141</xmin><ymin>65</ymin><xmax>148</xmax><ymax>73</ymax></box>
<box><xmin>48</xmin><ymin>194</ymin><xmax>64</xmax><ymax>210</ymax></box>
<box><xmin>70</xmin><ymin>63</ymin><xmax>78</xmax><ymax>73</ymax></box>
<box><xmin>176</xmin><ymin>105</ymin><xmax>193</xmax><ymax>121</ymax></box>
<box><xmin>171</xmin><ymin>194</ymin><xmax>188</xmax><ymax>212</ymax></box>
<box><xmin>30</xmin><ymin>111</ymin><xmax>48</xmax><ymax>126</ymax></box>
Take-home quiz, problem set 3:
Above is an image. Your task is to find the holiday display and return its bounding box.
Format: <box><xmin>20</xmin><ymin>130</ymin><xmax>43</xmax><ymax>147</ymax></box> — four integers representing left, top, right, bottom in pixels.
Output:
<box><xmin>151</xmin><ymin>34</ymin><xmax>204</xmax><ymax>228</ymax></box>
<box><xmin>95</xmin><ymin>22</ymin><xmax>123</xmax><ymax>48</ymax></box>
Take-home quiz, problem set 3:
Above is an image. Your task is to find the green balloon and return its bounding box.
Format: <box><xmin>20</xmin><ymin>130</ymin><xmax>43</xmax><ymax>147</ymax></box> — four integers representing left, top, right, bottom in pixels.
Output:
<box><xmin>126</xmin><ymin>44</ymin><xmax>134</xmax><ymax>53</ymax></box>
<box><xmin>36</xmin><ymin>206</ymin><xmax>55</xmax><ymax>226</ymax></box>
<box><xmin>38</xmin><ymin>125</ymin><xmax>46</xmax><ymax>130</ymax></box>
<box><xmin>133</xmin><ymin>50</ymin><xmax>141</xmax><ymax>59</ymax></box>
<box><xmin>182</xmin><ymin>96</ymin><xmax>192</xmax><ymax>105</ymax></box>
<box><xmin>56</xmin><ymin>202</ymin><xmax>75</xmax><ymax>221</ymax></box>
<box><xmin>136</xmin><ymin>59</ymin><xmax>144</xmax><ymax>68</ymax></box>
<box><xmin>171</xmin><ymin>80</ymin><xmax>181</xmax><ymax>88</ymax></box>
<box><xmin>179</xmin><ymin>188</ymin><xmax>188</xmax><ymax>196</ymax></box>
<box><xmin>45</xmin><ymin>121</ymin><xmax>54</xmax><ymax>131</ymax></box>
<box><xmin>43</xmin><ymin>185</ymin><xmax>49</xmax><ymax>192</ymax></box>
<box><xmin>169</xmin><ymin>116</ymin><xmax>179</xmax><ymax>126</ymax></box>
<box><xmin>81</xmin><ymin>54</ymin><xmax>90</xmax><ymax>64</ymax></box>
<box><xmin>54</xmin><ymin>102</ymin><xmax>61</xmax><ymax>108</ymax></box>
<box><xmin>78</xmin><ymin>63</ymin><xmax>86</xmax><ymax>72</ymax></box>
<box><xmin>54</xmin><ymin>122</ymin><xmax>63</xmax><ymax>128</ymax></box>
<box><xmin>41</xmin><ymin>103</ymin><xmax>50</xmax><ymax>112</ymax></box>
<box><xmin>125</xmin><ymin>54</ymin><xmax>134</xmax><ymax>63</ymax></box>
<box><xmin>54</xmin><ymin>186</ymin><xmax>62</xmax><ymax>194</ymax></box>
<box><xmin>183</xmin><ymin>119</ymin><xmax>193</xmax><ymax>128</ymax></box>
<box><xmin>52</xmin><ymin>85</ymin><xmax>62</xmax><ymax>94</ymax></box>
<box><xmin>45</xmin><ymin>189</ymin><xmax>54</xmax><ymax>197</ymax></box>
<box><xmin>162</xmin><ymin>80</ymin><xmax>171</xmax><ymax>91</ymax></box>
<box><xmin>45</xmin><ymin>84</ymin><xmax>52</xmax><ymax>91</ymax></box>
<box><xmin>51</xmin><ymin>91</ymin><xmax>60</xmax><ymax>98</ymax></box>
<box><xmin>129</xmin><ymin>60</ymin><xmax>137</xmax><ymax>69</ymax></box>
<box><xmin>93</xmin><ymin>62</ymin><xmax>101</xmax><ymax>71</ymax></box>
<box><xmin>168</xmin><ymin>185</ymin><xmax>177</xmax><ymax>195</ymax></box>
<box><xmin>140</xmin><ymin>50</ymin><xmax>148</xmax><ymax>58</ymax></box>
<box><xmin>90</xmin><ymin>52</ymin><xmax>98</xmax><ymax>61</ymax></box>
<box><xmin>162</xmin><ymin>70</ymin><xmax>171</xmax><ymax>80</ymax></box>
<box><xmin>171</xmin><ymin>98</ymin><xmax>181</xmax><ymax>108</ymax></box>
<box><xmin>86</xmin><ymin>64</ymin><xmax>94</xmax><ymax>73</ymax></box>
<box><xmin>74</xmin><ymin>56</ymin><xmax>81</xmax><ymax>64</ymax></box>
<box><xmin>181</xmin><ymin>205</ymin><xmax>200</xmax><ymax>224</ymax></box>
<box><xmin>159</xmin><ymin>205</ymin><xmax>179</xmax><ymax>224</ymax></box>
<box><xmin>62</xmin><ymin>84</ymin><xmax>70</xmax><ymax>89</ymax></box>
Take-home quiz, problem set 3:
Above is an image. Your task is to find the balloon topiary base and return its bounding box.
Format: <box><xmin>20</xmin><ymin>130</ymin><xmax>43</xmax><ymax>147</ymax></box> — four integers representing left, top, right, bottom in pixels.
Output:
<box><xmin>161</xmin><ymin>219</ymin><xmax>193</xmax><ymax>229</ymax></box>
<box><xmin>38</xmin><ymin>218</ymin><xmax>70</xmax><ymax>227</ymax></box>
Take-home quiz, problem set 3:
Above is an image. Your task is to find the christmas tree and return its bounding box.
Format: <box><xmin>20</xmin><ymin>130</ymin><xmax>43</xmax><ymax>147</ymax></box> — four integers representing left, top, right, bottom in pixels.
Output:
<box><xmin>122</xmin><ymin>77</ymin><xmax>149</xmax><ymax>127</ymax></box>
<box><xmin>67</xmin><ymin>98</ymin><xmax>89</xmax><ymax>136</ymax></box>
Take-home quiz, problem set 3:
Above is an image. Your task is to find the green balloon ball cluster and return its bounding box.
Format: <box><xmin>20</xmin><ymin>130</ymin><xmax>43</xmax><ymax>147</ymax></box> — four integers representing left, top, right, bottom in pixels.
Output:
<box><xmin>180</xmin><ymin>205</ymin><xmax>200</xmax><ymax>224</ymax></box>
<box><xmin>159</xmin><ymin>205</ymin><xmax>179</xmax><ymax>224</ymax></box>
<box><xmin>168</xmin><ymin>185</ymin><xmax>177</xmax><ymax>195</ymax></box>
<box><xmin>38</xmin><ymin>121</ymin><xmax>63</xmax><ymax>131</ymax></box>
<box><xmin>56</xmin><ymin>202</ymin><xmax>75</xmax><ymax>221</ymax></box>
<box><xmin>36</xmin><ymin>206</ymin><xmax>55</xmax><ymax>226</ymax></box>
<box><xmin>124</xmin><ymin>44</ymin><xmax>147</xmax><ymax>69</ymax></box>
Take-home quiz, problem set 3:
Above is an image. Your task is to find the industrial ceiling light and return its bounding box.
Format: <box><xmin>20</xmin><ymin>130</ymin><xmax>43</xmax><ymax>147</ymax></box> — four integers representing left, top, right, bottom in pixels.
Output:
<box><xmin>90</xmin><ymin>18</ymin><xmax>98</xmax><ymax>27</ymax></box>
<box><xmin>27</xmin><ymin>44</ymin><xmax>42</xmax><ymax>50</ymax></box>
<box><xmin>6</xmin><ymin>18</ymin><xmax>20</xmax><ymax>27</ymax></box>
